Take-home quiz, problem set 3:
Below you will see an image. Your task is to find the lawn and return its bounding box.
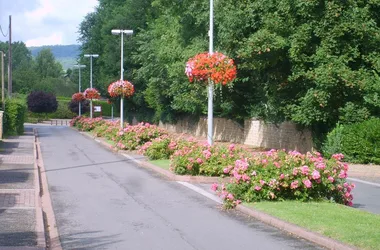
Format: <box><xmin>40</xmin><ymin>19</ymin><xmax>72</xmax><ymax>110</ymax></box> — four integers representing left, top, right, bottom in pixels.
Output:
<box><xmin>149</xmin><ymin>159</ymin><xmax>170</xmax><ymax>170</ymax></box>
<box><xmin>246</xmin><ymin>201</ymin><xmax>380</xmax><ymax>250</ymax></box>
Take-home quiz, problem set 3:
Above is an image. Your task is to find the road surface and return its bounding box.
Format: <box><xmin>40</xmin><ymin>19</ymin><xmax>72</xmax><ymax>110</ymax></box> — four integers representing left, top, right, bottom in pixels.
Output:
<box><xmin>35</xmin><ymin>125</ymin><xmax>322</xmax><ymax>250</ymax></box>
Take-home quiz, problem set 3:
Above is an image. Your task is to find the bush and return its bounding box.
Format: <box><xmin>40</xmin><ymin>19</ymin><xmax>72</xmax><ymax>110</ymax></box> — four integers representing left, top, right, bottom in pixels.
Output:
<box><xmin>27</xmin><ymin>91</ymin><xmax>58</xmax><ymax>114</ymax></box>
<box><xmin>114</xmin><ymin>122</ymin><xmax>167</xmax><ymax>151</ymax></box>
<box><xmin>170</xmin><ymin>142</ymin><xmax>249</xmax><ymax>176</ymax></box>
<box><xmin>213</xmin><ymin>150</ymin><xmax>355</xmax><ymax>208</ymax></box>
<box><xmin>4</xmin><ymin>98</ymin><xmax>27</xmax><ymax>135</ymax></box>
<box><xmin>323</xmin><ymin>118</ymin><xmax>380</xmax><ymax>164</ymax></box>
<box><xmin>68</xmin><ymin>100</ymin><xmax>90</xmax><ymax>115</ymax></box>
<box><xmin>71</xmin><ymin>117</ymin><xmax>105</xmax><ymax>131</ymax></box>
<box><xmin>139</xmin><ymin>135</ymin><xmax>176</xmax><ymax>160</ymax></box>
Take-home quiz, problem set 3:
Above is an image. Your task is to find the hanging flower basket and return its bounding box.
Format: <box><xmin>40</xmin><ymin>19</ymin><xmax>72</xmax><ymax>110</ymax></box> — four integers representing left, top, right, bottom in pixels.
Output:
<box><xmin>83</xmin><ymin>88</ymin><xmax>101</xmax><ymax>100</ymax></box>
<box><xmin>108</xmin><ymin>80</ymin><xmax>135</xmax><ymax>98</ymax></box>
<box><xmin>72</xmin><ymin>92</ymin><xmax>85</xmax><ymax>102</ymax></box>
<box><xmin>185</xmin><ymin>52</ymin><xmax>237</xmax><ymax>85</ymax></box>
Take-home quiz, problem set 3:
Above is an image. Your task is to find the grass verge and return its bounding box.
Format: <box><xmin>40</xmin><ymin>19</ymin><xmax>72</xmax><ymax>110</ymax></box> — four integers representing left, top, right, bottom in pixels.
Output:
<box><xmin>245</xmin><ymin>201</ymin><xmax>380</xmax><ymax>250</ymax></box>
<box><xmin>149</xmin><ymin>159</ymin><xmax>170</xmax><ymax>170</ymax></box>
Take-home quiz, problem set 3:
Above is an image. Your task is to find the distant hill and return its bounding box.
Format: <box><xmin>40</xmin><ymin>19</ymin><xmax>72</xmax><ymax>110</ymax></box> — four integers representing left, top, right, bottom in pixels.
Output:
<box><xmin>28</xmin><ymin>45</ymin><xmax>81</xmax><ymax>70</ymax></box>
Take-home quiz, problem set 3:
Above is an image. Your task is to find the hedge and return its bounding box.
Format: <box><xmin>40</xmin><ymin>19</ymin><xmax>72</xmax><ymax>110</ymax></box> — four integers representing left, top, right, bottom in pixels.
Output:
<box><xmin>4</xmin><ymin>98</ymin><xmax>27</xmax><ymax>135</ymax></box>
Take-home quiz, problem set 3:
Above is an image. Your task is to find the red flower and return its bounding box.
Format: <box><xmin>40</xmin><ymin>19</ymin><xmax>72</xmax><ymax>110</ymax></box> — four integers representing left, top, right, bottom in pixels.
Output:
<box><xmin>108</xmin><ymin>80</ymin><xmax>135</xmax><ymax>98</ymax></box>
<box><xmin>83</xmin><ymin>88</ymin><xmax>101</xmax><ymax>100</ymax></box>
<box><xmin>72</xmin><ymin>92</ymin><xmax>85</xmax><ymax>102</ymax></box>
<box><xmin>185</xmin><ymin>52</ymin><xmax>237</xmax><ymax>85</ymax></box>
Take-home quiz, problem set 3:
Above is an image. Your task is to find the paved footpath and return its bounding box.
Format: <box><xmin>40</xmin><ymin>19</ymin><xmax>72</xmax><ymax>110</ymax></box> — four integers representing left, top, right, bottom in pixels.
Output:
<box><xmin>0</xmin><ymin>127</ymin><xmax>44</xmax><ymax>249</ymax></box>
<box><xmin>35</xmin><ymin>125</ymin><xmax>322</xmax><ymax>250</ymax></box>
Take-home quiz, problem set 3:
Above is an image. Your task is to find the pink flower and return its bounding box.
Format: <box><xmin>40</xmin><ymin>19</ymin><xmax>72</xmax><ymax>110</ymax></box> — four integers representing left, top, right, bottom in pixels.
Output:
<box><xmin>227</xmin><ymin>193</ymin><xmax>234</xmax><ymax>200</ymax></box>
<box><xmin>242</xmin><ymin>174</ymin><xmax>251</xmax><ymax>182</ymax></box>
<box><xmin>293</xmin><ymin>168</ymin><xmax>299</xmax><ymax>176</ymax></box>
<box><xmin>339</xmin><ymin>170</ymin><xmax>347</xmax><ymax>179</ymax></box>
<box><xmin>235</xmin><ymin>159</ymin><xmax>249</xmax><ymax>170</ymax></box>
<box><xmin>251</xmin><ymin>171</ymin><xmax>257</xmax><ymax>176</ymax></box>
<box><xmin>223</xmin><ymin>168</ymin><xmax>230</xmax><ymax>174</ymax></box>
<box><xmin>290</xmin><ymin>180</ymin><xmax>299</xmax><ymax>189</ymax></box>
<box><xmin>222</xmin><ymin>154</ymin><xmax>226</xmax><ymax>158</ymax></box>
<box><xmin>196</xmin><ymin>158</ymin><xmax>203</xmax><ymax>164</ymax></box>
<box><xmin>315</xmin><ymin>163</ymin><xmax>326</xmax><ymax>170</ymax></box>
<box><xmin>262</xmin><ymin>159</ymin><xmax>268</xmax><ymax>164</ymax></box>
<box><xmin>301</xmin><ymin>165</ymin><xmax>309</xmax><ymax>175</ymax></box>
<box><xmin>254</xmin><ymin>186</ymin><xmax>262</xmax><ymax>191</ymax></box>
<box><xmin>280</xmin><ymin>174</ymin><xmax>285</xmax><ymax>179</ymax></box>
<box><xmin>312</xmin><ymin>170</ymin><xmax>321</xmax><ymax>180</ymax></box>
<box><xmin>260</xmin><ymin>180</ymin><xmax>266</xmax><ymax>185</ymax></box>
<box><xmin>202</xmin><ymin>150</ymin><xmax>212</xmax><ymax>159</ymax></box>
<box><xmin>347</xmin><ymin>201</ymin><xmax>353</xmax><ymax>206</ymax></box>
<box><xmin>273</xmin><ymin>162</ymin><xmax>281</xmax><ymax>168</ymax></box>
<box><xmin>332</xmin><ymin>153</ymin><xmax>344</xmax><ymax>161</ymax></box>
<box><xmin>328</xmin><ymin>176</ymin><xmax>334</xmax><ymax>183</ymax></box>
<box><xmin>303</xmin><ymin>179</ymin><xmax>312</xmax><ymax>188</ymax></box>
<box><xmin>228</xmin><ymin>144</ymin><xmax>235</xmax><ymax>151</ymax></box>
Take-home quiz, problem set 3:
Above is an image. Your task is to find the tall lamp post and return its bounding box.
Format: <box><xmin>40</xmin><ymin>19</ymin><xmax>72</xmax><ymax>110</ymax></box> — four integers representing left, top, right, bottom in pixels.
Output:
<box><xmin>111</xmin><ymin>29</ymin><xmax>133</xmax><ymax>128</ymax></box>
<box><xmin>84</xmin><ymin>54</ymin><xmax>99</xmax><ymax>118</ymax></box>
<box><xmin>208</xmin><ymin>0</ymin><xmax>214</xmax><ymax>145</ymax></box>
<box><xmin>0</xmin><ymin>51</ymin><xmax>4</xmax><ymax>110</ymax></box>
<box><xmin>73</xmin><ymin>64</ymin><xmax>86</xmax><ymax>116</ymax></box>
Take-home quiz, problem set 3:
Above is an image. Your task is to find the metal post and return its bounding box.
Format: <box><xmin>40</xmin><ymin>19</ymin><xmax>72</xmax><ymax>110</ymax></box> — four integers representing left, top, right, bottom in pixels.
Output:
<box><xmin>120</xmin><ymin>33</ymin><xmax>124</xmax><ymax>128</ymax></box>
<box><xmin>8</xmin><ymin>15</ymin><xmax>12</xmax><ymax>98</ymax></box>
<box><xmin>207</xmin><ymin>0</ymin><xmax>214</xmax><ymax>145</ymax></box>
<box><xmin>78</xmin><ymin>66</ymin><xmax>82</xmax><ymax>116</ymax></box>
<box><xmin>111</xmin><ymin>105</ymin><xmax>114</xmax><ymax>120</ymax></box>
<box><xmin>1</xmin><ymin>52</ymin><xmax>3</xmax><ymax>109</ymax></box>
<box><xmin>90</xmin><ymin>56</ymin><xmax>93</xmax><ymax>118</ymax></box>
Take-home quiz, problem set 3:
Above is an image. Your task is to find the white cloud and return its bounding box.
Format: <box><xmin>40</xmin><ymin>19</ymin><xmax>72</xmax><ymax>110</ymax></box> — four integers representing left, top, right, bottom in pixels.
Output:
<box><xmin>0</xmin><ymin>0</ymin><xmax>98</xmax><ymax>46</ymax></box>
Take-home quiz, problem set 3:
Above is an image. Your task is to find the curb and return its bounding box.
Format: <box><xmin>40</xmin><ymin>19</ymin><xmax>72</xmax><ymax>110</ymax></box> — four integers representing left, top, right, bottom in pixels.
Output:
<box><xmin>235</xmin><ymin>205</ymin><xmax>357</xmax><ymax>250</ymax></box>
<box><xmin>78</xmin><ymin>130</ymin><xmax>230</xmax><ymax>184</ymax></box>
<box><xmin>34</xmin><ymin>129</ymin><xmax>63</xmax><ymax>250</ymax></box>
<box><xmin>74</xmin><ymin>127</ymin><xmax>357</xmax><ymax>250</ymax></box>
<box><xmin>32</xmin><ymin>129</ymin><xmax>47</xmax><ymax>249</ymax></box>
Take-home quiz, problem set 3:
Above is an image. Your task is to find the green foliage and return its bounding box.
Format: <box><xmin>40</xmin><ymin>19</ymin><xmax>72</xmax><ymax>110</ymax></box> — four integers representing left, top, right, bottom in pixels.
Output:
<box><xmin>3</xmin><ymin>98</ymin><xmax>26</xmax><ymax>135</ymax></box>
<box><xmin>92</xmin><ymin>100</ymin><xmax>119</xmax><ymax>117</ymax></box>
<box><xmin>323</xmin><ymin>118</ymin><xmax>380</xmax><ymax>164</ymax></box>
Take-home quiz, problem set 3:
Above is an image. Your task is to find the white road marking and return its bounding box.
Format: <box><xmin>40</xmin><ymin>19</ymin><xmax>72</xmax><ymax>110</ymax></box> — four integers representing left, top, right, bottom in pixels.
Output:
<box><xmin>347</xmin><ymin>177</ymin><xmax>380</xmax><ymax>187</ymax></box>
<box><xmin>122</xmin><ymin>153</ymin><xmax>141</xmax><ymax>165</ymax></box>
<box><xmin>176</xmin><ymin>181</ymin><xmax>223</xmax><ymax>204</ymax></box>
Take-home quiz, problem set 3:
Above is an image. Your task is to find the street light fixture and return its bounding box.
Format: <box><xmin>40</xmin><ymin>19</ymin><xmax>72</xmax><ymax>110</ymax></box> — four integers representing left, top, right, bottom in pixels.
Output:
<box><xmin>73</xmin><ymin>64</ymin><xmax>86</xmax><ymax>116</ymax></box>
<box><xmin>84</xmin><ymin>54</ymin><xmax>99</xmax><ymax>118</ymax></box>
<box><xmin>111</xmin><ymin>29</ymin><xmax>133</xmax><ymax>128</ymax></box>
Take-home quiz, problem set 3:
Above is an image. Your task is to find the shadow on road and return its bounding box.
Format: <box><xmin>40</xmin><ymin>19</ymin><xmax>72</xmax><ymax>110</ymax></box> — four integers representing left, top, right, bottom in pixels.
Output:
<box><xmin>44</xmin><ymin>157</ymin><xmax>146</xmax><ymax>173</ymax></box>
<box><xmin>53</xmin><ymin>231</ymin><xmax>123</xmax><ymax>249</ymax></box>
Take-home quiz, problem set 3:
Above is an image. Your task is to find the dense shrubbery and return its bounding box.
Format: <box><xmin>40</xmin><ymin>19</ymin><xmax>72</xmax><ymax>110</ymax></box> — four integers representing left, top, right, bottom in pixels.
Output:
<box><xmin>323</xmin><ymin>119</ymin><xmax>380</xmax><ymax>164</ymax></box>
<box><xmin>71</xmin><ymin>117</ymin><xmax>355</xmax><ymax>208</ymax></box>
<box><xmin>27</xmin><ymin>91</ymin><xmax>58</xmax><ymax>114</ymax></box>
<box><xmin>3</xmin><ymin>98</ymin><xmax>27</xmax><ymax>135</ymax></box>
<box><xmin>213</xmin><ymin>151</ymin><xmax>354</xmax><ymax>208</ymax></box>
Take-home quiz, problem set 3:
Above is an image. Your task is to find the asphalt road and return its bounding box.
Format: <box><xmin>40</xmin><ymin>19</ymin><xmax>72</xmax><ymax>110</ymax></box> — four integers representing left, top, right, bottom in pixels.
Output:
<box><xmin>35</xmin><ymin>125</ymin><xmax>322</xmax><ymax>250</ymax></box>
<box><xmin>350</xmin><ymin>179</ymin><xmax>380</xmax><ymax>214</ymax></box>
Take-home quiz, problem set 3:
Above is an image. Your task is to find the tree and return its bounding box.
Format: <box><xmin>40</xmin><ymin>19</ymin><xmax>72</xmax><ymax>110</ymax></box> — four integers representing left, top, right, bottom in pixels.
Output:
<box><xmin>27</xmin><ymin>91</ymin><xmax>58</xmax><ymax>114</ymax></box>
<box><xmin>34</xmin><ymin>48</ymin><xmax>63</xmax><ymax>79</ymax></box>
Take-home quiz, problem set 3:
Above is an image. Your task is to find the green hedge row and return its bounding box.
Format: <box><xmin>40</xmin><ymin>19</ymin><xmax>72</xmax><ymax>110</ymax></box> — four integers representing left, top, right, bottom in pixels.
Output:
<box><xmin>323</xmin><ymin>118</ymin><xmax>380</xmax><ymax>164</ymax></box>
<box><xmin>3</xmin><ymin>98</ymin><xmax>27</xmax><ymax>135</ymax></box>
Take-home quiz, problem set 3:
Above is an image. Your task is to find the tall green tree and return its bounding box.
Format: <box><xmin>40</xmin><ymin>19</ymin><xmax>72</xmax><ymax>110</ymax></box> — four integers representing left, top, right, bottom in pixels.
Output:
<box><xmin>34</xmin><ymin>48</ymin><xmax>63</xmax><ymax>79</ymax></box>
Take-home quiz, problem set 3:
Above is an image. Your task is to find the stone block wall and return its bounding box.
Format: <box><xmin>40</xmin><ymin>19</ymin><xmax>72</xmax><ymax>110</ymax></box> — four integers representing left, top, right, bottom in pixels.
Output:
<box><xmin>157</xmin><ymin>116</ymin><xmax>313</xmax><ymax>153</ymax></box>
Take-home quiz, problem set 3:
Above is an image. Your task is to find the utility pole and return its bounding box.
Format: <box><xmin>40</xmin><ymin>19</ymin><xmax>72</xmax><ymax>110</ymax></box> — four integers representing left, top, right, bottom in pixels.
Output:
<box><xmin>1</xmin><ymin>51</ymin><xmax>4</xmax><ymax>110</ymax></box>
<box><xmin>8</xmin><ymin>15</ymin><xmax>12</xmax><ymax>98</ymax></box>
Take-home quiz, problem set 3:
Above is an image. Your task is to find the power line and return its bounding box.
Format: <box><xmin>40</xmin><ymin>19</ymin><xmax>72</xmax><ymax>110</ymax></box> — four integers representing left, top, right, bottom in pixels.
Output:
<box><xmin>0</xmin><ymin>25</ymin><xmax>8</xmax><ymax>37</ymax></box>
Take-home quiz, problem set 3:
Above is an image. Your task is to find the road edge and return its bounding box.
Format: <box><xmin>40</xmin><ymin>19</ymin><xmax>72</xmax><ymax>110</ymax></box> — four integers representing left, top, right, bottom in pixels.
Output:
<box><xmin>34</xmin><ymin>128</ymin><xmax>63</xmax><ymax>250</ymax></box>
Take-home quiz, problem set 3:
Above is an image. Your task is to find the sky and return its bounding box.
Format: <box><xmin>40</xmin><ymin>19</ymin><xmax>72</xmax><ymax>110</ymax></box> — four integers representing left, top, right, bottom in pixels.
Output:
<box><xmin>0</xmin><ymin>0</ymin><xmax>98</xmax><ymax>47</ymax></box>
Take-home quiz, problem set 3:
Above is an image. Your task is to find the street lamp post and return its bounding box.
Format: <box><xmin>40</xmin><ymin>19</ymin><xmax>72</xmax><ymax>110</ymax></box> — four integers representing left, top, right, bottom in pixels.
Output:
<box><xmin>73</xmin><ymin>64</ymin><xmax>86</xmax><ymax>116</ymax></box>
<box><xmin>0</xmin><ymin>51</ymin><xmax>4</xmax><ymax>110</ymax></box>
<box><xmin>111</xmin><ymin>29</ymin><xmax>133</xmax><ymax>128</ymax></box>
<box><xmin>84</xmin><ymin>54</ymin><xmax>99</xmax><ymax>118</ymax></box>
<box><xmin>208</xmin><ymin>0</ymin><xmax>214</xmax><ymax>145</ymax></box>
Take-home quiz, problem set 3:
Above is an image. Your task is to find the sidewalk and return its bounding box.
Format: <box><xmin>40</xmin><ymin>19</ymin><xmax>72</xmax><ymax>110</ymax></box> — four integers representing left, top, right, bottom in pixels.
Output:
<box><xmin>0</xmin><ymin>127</ymin><xmax>45</xmax><ymax>249</ymax></box>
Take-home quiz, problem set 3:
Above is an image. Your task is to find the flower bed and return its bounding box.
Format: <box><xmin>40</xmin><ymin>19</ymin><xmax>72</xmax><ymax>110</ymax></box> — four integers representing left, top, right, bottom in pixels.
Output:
<box><xmin>213</xmin><ymin>150</ymin><xmax>354</xmax><ymax>208</ymax></box>
<box><xmin>70</xmin><ymin>117</ymin><xmax>354</xmax><ymax>208</ymax></box>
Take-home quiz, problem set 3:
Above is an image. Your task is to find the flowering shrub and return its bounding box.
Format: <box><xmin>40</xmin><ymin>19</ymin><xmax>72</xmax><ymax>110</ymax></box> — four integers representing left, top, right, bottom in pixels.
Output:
<box><xmin>70</xmin><ymin>116</ymin><xmax>105</xmax><ymax>131</ymax></box>
<box><xmin>170</xmin><ymin>142</ymin><xmax>249</xmax><ymax>176</ymax></box>
<box><xmin>213</xmin><ymin>150</ymin><xmax>355</xmax><ymax>208</ymax></box>
<box><xmin>185</xmin><ymin>52</ymin><xmax>237</xmax><ymax>85</ymax></box>
<box><xmin>72</xmin><ymin>92</ymin><xmax>85</xmax><ymax>102</ymax></box>
<box><xmin>108</xmin><ymin>80</ymin><xmax>135</xmax><ymax>98</ymax></box>
<box><xmin>83</xmin><ymin>88</ymin><xmax>101</xmax><ymax>100</ymax></box>
<box><xmin>93</xmin><ymin>120</ymin><xmax>119</xmax><ymax>138</ymax></box>
<box><xmin>114</xmin><ymin>122</ymin><xmax>168</xmax><ymax>151</ymax></box>
<box><xmin>139</xmin><ymin>135</ymin><xmax>174</xmax><ymax>160</ymax></box>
